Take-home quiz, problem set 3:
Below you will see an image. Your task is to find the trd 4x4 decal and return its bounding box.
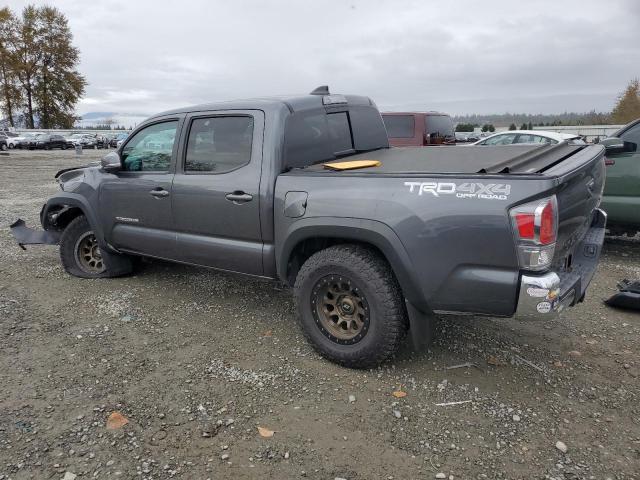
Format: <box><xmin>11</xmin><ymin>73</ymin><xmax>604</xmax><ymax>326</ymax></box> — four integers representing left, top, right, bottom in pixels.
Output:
<box><xmin>404</xmin><ymin>181</ymin><xmax>511</xmax><ymax>200</ymax></box>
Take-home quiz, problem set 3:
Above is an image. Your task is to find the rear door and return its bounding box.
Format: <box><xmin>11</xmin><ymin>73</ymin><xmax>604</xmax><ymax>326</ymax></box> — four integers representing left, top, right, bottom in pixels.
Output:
<box><xmin>601</xmin><ymin>122</ymin><xmax>640</xmax><ymax>225</ymax></box>
<box><xmin>171</xmin><ymin>110</ymin><xmax>265</xmax><ymax>275</ymax></box>
<box><xmin>99</xmin><ymin>117</ymin><xmax>182</xmax><ymax>258</ymax></box>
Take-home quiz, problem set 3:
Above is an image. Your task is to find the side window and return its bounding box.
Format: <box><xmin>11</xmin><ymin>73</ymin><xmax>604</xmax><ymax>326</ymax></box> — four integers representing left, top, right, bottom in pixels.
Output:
<box><xmin>121</xmin><ymin>121</ymin><xmax>178</xmax><ymax>172</ymax></box>
<box><xmin>620</xmin><ymin>124</ymin><xmax>640</xmax><ymax>152</ymax></box>
<box><xmin>382</xmin><ymin>115</ymin><xmax>415</xmax><ymax>138</ymax></box>
<box><xmin>515</xmin><ymin>134</ymin><xmax>550</xmax><ymax>144</ymax></box>
<box><xmin>484</xmin><ymin>134</ymin><xmax>516</xmax><ymax>145</ymax></box>
<box><xmin>185</xmin><ymin>116</ymin><xmax>254</xmax><ymax>173</ymax></box>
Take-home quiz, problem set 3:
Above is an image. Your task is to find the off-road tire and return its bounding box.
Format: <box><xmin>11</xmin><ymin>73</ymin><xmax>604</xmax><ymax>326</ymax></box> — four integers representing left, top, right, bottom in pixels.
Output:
<box><xmin>60</xmin><ymin>215</ymin><xmax>132</xmax><ymax>279</ymax></box>
<box><xmin>294</xmin><ymin>244</ymin><xmax>408</xmax><ymax>368</ymax></box>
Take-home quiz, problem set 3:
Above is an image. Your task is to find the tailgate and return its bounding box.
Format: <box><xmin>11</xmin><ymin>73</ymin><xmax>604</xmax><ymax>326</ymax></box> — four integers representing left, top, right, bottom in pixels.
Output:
<box><xmin>546</xmin><ymin>145</ymin><xmax>606</xmax><ymax>264</ymax></box>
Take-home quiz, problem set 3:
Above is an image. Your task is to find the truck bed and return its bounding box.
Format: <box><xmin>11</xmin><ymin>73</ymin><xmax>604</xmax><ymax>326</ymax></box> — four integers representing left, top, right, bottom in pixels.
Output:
<box><xmin>299</xmin><ymin>143</ymin><xmax>587</xmax><ymax>175</ymax></box>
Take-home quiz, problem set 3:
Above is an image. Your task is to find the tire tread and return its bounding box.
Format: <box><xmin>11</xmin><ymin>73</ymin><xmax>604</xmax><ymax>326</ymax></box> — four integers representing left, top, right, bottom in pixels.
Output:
<box><xmin>294</xmin><ymin>244</ymin><xmax>407</xmax><ymax>368</ymax></box>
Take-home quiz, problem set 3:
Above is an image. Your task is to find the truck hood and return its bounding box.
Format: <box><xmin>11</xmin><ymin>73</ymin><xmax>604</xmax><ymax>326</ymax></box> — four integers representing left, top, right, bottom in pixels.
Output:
<box><xmin>55</xmin><ymin>164</ymin><xmax>100</xmax><ymax>191</ymax></box>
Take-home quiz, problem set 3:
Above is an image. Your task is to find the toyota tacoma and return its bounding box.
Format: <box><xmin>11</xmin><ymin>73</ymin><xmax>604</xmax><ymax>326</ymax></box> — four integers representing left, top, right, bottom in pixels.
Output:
<box><xmin>11</xmin><ymin>86</ymin><xmax>607</xmax><ymax>368</ymax></box>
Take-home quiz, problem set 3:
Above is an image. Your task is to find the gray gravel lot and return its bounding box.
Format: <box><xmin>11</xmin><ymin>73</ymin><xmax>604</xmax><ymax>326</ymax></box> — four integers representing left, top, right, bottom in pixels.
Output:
<box><xmin>1</xmin><ymin>149</ymin><xmax>639</xmax><ymax>480</ymax></box>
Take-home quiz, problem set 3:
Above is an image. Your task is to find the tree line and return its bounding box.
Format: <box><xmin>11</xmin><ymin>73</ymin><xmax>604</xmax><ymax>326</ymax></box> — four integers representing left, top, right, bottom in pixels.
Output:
<box><xmin>0</xmin><ymin>5</ymin><xmax>85</xmax><ymax>129</ymax></box>
<box><xmin>453</xmin><ymin>78</ymin><xmax>640</xmax><ymax>129</ymax></box>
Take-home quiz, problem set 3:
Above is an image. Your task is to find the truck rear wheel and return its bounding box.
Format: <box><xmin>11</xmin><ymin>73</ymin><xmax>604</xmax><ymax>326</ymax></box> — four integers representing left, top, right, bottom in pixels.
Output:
<box><xmin>59</xmin><ymin>215</ymin><xmax>132</xmax><ymax>279</ymax></box>
<box><xmin>294</xmin><ymin>244</ymin><xmax>407</xmax><ymax>368</ymax></box>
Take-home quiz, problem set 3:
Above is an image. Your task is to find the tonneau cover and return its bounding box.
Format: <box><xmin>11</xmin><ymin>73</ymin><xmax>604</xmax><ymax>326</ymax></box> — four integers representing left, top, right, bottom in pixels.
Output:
<box><xmin>298</xmin><ymin>143</ymin><xmax>586</xmax><ymax>175</ymax></box>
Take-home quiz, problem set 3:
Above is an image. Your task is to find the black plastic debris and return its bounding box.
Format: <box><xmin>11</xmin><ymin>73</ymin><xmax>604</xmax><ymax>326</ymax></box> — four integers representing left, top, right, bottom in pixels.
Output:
<box><xmin>9</xmin><ymin>218</ymin><xmax>61</xmax><ymax>249</ymax></box>
<box><xmin>604</xmin><ymin>279</ymin><xmax>640</xmax><ymax>311</ymax></box>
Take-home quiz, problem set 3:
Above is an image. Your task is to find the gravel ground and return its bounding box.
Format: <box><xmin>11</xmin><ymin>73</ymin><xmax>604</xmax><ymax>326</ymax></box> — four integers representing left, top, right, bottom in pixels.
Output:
<box><xmin>1</xmin><ymin>149</ymin><xmax>639</xmax><ymax>480</ymax></box>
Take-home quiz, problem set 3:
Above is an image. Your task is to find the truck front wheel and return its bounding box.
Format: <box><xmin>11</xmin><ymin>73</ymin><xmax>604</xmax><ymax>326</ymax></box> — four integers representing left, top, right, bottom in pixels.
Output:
<box><xmin>59</xmin><ymin>215</ymin><xmax>132</xmax><ymax>278</ymax></box>
<box><xmin>294</xmin><ymin>244</ymin><xmax>408</xmax><ymax>368</ymax></box>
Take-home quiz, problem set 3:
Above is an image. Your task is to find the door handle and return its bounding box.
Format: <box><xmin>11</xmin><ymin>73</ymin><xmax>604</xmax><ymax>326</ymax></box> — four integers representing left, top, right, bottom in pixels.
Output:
<box><xmin>149</xmin><ymin>188</ymin><xmax>170</xmax><ymax>198</ymax></box>
<box><xmin>225</xmin><ymin>191</ymin><xmax>253</xmax><ymax>204</ymax></box>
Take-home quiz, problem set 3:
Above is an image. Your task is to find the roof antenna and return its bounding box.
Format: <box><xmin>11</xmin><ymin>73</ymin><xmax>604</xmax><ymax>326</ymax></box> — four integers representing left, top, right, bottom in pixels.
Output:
<box><xmin>310</xmin><ymin>85</ymin><xmax>330</xmax><ymax>95</ymax></box>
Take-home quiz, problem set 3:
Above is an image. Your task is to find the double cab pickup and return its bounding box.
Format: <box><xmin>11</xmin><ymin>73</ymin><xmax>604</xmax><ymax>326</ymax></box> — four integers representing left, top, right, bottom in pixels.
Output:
<box><xmin>12</xmin><ymin>86</ymin><xmax>607</xmax><ymax>368</ymax></box>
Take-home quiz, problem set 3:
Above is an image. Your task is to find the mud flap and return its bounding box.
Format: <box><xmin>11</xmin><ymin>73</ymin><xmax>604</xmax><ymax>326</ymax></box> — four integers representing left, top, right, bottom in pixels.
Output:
<box><xmin>604</xmin><ymin>279</ymin><xmax>640</xmax><ymax>311</ymax></box>
<box><xmin>9</xmin><ymin>219</ymin><xmax>60</xmax><ymax>250</ymax></box>
<box><xmin>405</xmin><ymin>300</ymin><xmax>436</xmax><ymax>351</ymax></box>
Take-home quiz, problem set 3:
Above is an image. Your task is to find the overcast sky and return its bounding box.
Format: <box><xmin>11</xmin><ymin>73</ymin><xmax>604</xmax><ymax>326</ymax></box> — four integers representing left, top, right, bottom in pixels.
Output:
<box><xmin>7</xmin><ymin>0</ymin><xmax>640</xmax><ymax>116</ymax></box>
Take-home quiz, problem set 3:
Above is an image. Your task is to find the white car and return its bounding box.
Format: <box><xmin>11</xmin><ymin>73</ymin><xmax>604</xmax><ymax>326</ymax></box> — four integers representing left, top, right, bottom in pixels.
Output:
<box><xmin>472</xmin><ymin>130</ymin><xmax>583</xmax><ymax>146</ymax></box>
<box><xmin>8</xmin><ymin>132</ymin><xmax>45</xmax><ymax>148</ymax></box>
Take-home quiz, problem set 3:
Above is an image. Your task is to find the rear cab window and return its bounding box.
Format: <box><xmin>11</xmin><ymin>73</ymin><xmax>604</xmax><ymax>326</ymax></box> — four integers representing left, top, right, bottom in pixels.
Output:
<box><xmin>284</xmin><ymin>111</ymin><xmax>355</xmax><ymax>167</ymax></box>
<box><xmin>282</xmin><ymin>95</ymin><xmax>388</xmax><ymax>170</ymax></box>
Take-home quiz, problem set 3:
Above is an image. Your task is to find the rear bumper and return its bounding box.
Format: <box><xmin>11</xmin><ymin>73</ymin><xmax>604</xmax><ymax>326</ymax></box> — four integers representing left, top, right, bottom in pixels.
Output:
<box><xmin>515</xmin><ymin>208</ymin><xmax>606</xmax><ymax>319</ymax></box>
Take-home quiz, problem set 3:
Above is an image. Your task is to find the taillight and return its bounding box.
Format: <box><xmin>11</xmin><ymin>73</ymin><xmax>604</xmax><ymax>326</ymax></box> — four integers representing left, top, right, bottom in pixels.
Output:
<box><xmin>509</xmin><ymin>196</ymin><xmax>558</xmax><ymax>271</ymax></box>
<box><xmin>515</xmin><ymin>213</ymin><xmax>535</xmax><ymax>239</ymax></box>
<box><xmin>539</xmin><ymin>200</ymin><xmax>556</xmax><ymax>245</ymax></box>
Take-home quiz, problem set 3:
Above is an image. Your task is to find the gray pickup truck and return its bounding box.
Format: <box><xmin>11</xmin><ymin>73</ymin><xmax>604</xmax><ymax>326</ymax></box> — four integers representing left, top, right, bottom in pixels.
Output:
<box><xmin>12</xmin><ymin>86</ymin><xmax>607</xmax><ymax>368</ymax></box>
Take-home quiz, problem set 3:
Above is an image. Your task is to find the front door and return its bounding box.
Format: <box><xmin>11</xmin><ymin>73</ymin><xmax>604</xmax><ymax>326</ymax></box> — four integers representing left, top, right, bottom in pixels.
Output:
<box><xmin>171</xmin><ymin>110</ymin><xmax>264</xmax><ymax>275</ymax></box>
<box><xmin>602</xmin><ymin>122</ymin><xmax>640</xmax><ymax>225</ymax></box>
<box><xmin>99</xmin><ymin>117</ymin><xmax>182</xmax><ymax>259</ymax></box>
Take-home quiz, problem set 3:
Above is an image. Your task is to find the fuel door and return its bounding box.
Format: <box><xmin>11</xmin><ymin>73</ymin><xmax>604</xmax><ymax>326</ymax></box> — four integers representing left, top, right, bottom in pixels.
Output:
<box><xmin>284</xmin><ymin>191</ymin><xmax>308</xmax><ymax>218</ymax></box>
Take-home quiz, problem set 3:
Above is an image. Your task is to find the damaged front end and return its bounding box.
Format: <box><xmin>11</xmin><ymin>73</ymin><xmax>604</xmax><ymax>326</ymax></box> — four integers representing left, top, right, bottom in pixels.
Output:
<box><xmin>10</xmin><ymin>165</ymin><xmax>96</xmax><ymax>249</ymax></box>
<box><xmin>11</xmin><ymin>202</ymin><xmax>86</xmax><ymax>249</ymax></box>
<box><xmin>9</xmin><ymin>163</ymin><xmax>104</xmax><ymax>250</ymax></box>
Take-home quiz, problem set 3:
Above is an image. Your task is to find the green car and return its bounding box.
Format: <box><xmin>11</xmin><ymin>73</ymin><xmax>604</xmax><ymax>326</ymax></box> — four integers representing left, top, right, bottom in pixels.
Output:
<box><xmin>600</xmin><ymin>118</ymin><xmax>640</xmax><ymax>235</ymax></box>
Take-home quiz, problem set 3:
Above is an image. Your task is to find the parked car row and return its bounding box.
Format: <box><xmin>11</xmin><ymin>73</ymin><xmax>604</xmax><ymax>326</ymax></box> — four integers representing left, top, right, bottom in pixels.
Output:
<box><xmin>3</xmin><ymin>131</ymin><xmax>129</xmax><ymax>150</ymax></box>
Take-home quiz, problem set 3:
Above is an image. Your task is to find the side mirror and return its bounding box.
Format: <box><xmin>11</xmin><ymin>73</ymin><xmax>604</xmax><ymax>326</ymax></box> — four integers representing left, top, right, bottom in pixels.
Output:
<box><xmin>600</xmin><ymin>137</ymin><xmax>626</xmax><ymax>155</ymax></box>
<box><xmin>101</xmin><ymin>151</ymin><xmax>122</xmax><ymax>172</ymax></box>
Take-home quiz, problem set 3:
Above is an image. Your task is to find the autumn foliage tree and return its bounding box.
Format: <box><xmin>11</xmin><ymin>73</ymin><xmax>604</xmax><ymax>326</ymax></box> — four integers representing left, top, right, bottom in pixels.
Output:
<box><xmin>612</xmin><ymin>79</ymin><xmax>640</xmax><ymax>124</ymax></box>
<box><xmin>0</xmin><ymin>5</ymin><xmax>86</xmax><ymax>128</ymax></box>
<box><xmin>0</xmin><ymin>7</ymin><xmax>22</xmax><ymax>127</ymax></box>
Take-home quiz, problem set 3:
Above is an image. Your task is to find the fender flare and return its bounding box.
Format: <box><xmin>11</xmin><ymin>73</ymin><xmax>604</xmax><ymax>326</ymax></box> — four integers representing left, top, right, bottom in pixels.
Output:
<box><xmin>277</xmin><ymin>217</ymin><xmax>428</xmax><ymax>311</ymax></box>
<box><xmin>43</xmin><ymin>193</ymin><xmax>107</xmax><ymax>248</ymax></box>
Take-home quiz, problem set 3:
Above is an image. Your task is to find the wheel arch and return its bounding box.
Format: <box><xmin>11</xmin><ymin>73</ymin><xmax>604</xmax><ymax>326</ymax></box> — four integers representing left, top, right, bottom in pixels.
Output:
<box><xmin>42</xmin><ymin>193</ymin><xmax>106</xmax><ymax>248</ymax></box>
<box><xmin>278</xmin><ymin>218</ymin><xmax>426</xmax><ymax>310</ymax></box>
